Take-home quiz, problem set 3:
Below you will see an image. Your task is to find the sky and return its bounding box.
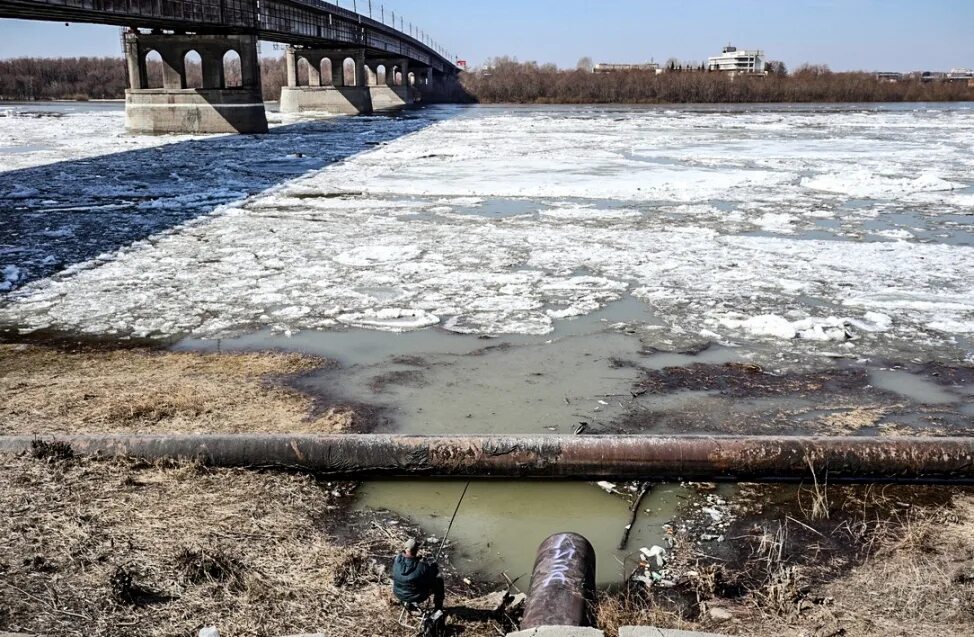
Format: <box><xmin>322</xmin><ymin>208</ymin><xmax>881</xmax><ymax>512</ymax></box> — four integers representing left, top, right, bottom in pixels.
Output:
<box><xmin>0</xmin><ymin>0</ymin><xmax>972</xmax><ymax>72</ymax></box>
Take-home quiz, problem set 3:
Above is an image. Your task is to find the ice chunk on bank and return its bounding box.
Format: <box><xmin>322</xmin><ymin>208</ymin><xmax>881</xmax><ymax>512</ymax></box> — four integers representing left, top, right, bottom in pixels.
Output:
<box><xmin>337</xmin><ymin>308</ymin><xmax>439</xmax><ymax>331</ymax></box>
<box><xmin>719</xmin><ymin>314</ymin><xmax>857</xmax><ymax>341</ymax></box>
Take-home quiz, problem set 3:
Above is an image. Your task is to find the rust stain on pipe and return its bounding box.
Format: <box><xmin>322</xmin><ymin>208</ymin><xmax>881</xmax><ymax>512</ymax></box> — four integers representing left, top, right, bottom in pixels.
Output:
<box><xmin>2</xmin><ymin>435</ymin><xmax>973</xmax><ymax>483</ymax></box>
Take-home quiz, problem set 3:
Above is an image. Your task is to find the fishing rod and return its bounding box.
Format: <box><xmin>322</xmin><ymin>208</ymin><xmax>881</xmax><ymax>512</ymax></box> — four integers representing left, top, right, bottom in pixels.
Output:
<box><xmin>434</xmin><ymin>481</ymin><xmax>471</xmax><ymax>562</ymax></box>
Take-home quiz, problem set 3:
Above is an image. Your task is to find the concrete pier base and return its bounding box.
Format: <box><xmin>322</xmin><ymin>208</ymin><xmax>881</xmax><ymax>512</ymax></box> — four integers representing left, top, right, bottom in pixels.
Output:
<box><xmin>369</xmin><ymin>85</ymin><xmax>414</xmax><ymax>111</ymax></box>
<box><xmin>125</xmin><ymin>88</ymin><xmax>268</xmax><ymax>134</ymax></box>
<box><xmin>123</xmin><ymin>31</ymin><xmax>268</xmax><ymax>135</ymax></box>
<box><xmin>279</xmin><ymin>86</ymin><xmax>373</xmax><ymax>115</ymax></box>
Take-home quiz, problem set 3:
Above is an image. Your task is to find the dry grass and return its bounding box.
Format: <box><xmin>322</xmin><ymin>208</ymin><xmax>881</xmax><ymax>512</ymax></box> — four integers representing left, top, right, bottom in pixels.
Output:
<box><xmin>0</xmin><ymin>454</ymin><xmax>497</xmax><ymax>637</ymax></box>
<box><xmin>799</xmin><ymin>495</ymin><xmax>974</xmax><ymax>637</ymax></box>
<box><xmin>595</xmin><ymin>589</ymin><xmax>700</xmax><ymax>637</ymax></box>
<box><xmin>0</xmin><ymin>344</ymin><xmax>356</xmax><ymax>435</ymax></box>
<box><xmin>0</xmin><ymin>345</ymin><xmax>499</xmax><ymax>636</ymax></box>
<box><xmin>594</xmin><ymin>487</ymin><xmax>974</xmax><ymax>637</ymax></box>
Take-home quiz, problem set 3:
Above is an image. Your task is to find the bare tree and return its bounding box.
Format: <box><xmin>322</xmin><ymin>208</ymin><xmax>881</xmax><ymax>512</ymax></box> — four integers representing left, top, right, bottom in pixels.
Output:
<box><xmin>766</xmin><ymin>60</ymin><xmax>789</xmax><ymax>76</ymax></box>
<box><xmin>576</xmin><ymin>56</ymin><xmax>594</xmax><ymax>73</ymax></box>
<box><xmin>458</xmin><ymin>58</ymin><xmax>973</xmax><ymax>104</ymax></box>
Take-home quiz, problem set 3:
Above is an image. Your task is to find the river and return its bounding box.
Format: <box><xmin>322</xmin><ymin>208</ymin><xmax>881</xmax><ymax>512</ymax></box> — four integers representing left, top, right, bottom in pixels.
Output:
<box><xmin>2</xmin><ymin>100</ymin><xmax>973</xmax><ymax>583</ymax></box>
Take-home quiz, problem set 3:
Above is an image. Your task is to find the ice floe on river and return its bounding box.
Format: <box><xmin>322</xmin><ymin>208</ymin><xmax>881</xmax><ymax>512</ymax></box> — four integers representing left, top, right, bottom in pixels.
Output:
<box><xmin>1</xmin><ymin>104</ymin><xmax>972</xmax><ymax>361</ymax></box>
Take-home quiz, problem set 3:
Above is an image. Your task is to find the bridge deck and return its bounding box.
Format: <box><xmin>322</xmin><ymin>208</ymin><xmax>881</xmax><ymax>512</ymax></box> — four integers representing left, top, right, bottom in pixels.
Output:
<box><xmin>0</xmin><ymin>0</ymin><xmax>454</xmax><ymax>71</ymax></box>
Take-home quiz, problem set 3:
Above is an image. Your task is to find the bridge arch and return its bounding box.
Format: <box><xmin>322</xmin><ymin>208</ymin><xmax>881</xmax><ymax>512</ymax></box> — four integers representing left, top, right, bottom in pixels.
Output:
<box><xmin>296</xmin><ymin>56</ymin><xmax>311</xmax><ymax>86</ymax></box>
<box><xmin>183</xmin><ymin>49</ymin><xmax>203</xmax><ymax>89</ymax></box>
<box><xmin>223</xmin><ymin>49</ymin><xmax>242</xmax><ymax>88</ymax></box>
<box><xmin>320</xmin><ymin>58</ymin><xmax>333</xmax><ymax>86</ymax></box>
<box><xmin>144</xmin><ymin>50</ymin><xmax>164</xmax><ymax>89</ymax></box>
<box><xmin>376</xmin><ymin>64</ymin><xmax>387</xmax><ymax>86</ymax></box>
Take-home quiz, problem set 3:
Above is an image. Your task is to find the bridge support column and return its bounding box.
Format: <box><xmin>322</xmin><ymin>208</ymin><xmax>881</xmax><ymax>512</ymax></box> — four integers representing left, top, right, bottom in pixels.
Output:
<box><xmin>408</xmin><ymin>67</ymin><xmax>434</xmax><ymax>103</ymax></box>
<box><xmin>330</xmin><ymin>57</ymin><xmax>346</xmax><ymax>87</ymax></box>
<box><xmin>366</xmin><ymin>57</ymin><xmax>414</xmax><ymax>111</ymax></box>
<box><xmin>124</xmin><ymin>32</ymin><xmax>267</xmax><ymax>135</ymax></box>
<box><xmin>280</xmin><ymin>48</ymin><xmax>374</xmax><ymax>116</ymax></box>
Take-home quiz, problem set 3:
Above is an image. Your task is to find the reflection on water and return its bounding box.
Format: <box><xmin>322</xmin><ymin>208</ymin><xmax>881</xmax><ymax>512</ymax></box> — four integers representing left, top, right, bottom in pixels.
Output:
<box><xmin>357</xmin><ymin>480</ymin><xmax>688</xmax><ymax>585</ymax></box>
<box><xmin>870</xmin><ymin>369</ymin><xmax>960</xmax><ymax>405</ymax></box>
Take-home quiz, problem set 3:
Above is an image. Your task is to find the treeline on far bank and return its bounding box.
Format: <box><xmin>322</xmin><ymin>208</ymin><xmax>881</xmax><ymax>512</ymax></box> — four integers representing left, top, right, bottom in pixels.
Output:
<box><xmin>0</xmin><ymin>56</ymin><xmax>290</xmax><ymax>101</ymax></box>
<box><xmin>458</xmin><ymin>58</ymin><xmax>974</xmax><ymax>104</ymax></box>
<box><xmin>2</xmin><ymin>55</ymin><xmax>972</xmax><ymax>104</ymax></box>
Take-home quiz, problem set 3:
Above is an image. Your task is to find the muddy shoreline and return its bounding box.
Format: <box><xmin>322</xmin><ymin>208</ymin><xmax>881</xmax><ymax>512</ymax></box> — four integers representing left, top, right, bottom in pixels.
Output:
<box><xmin>1</xmin><ymin>335</ymin><xmax>973</xmax><ymax>636</ymax></box>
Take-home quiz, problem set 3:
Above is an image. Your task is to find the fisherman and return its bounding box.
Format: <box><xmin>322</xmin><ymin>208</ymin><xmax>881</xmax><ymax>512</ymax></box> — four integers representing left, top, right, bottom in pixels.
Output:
<box><xmin>392</xmin><ymin>538</ymin><xmax>445</xmax><ymax>611</ymax></box>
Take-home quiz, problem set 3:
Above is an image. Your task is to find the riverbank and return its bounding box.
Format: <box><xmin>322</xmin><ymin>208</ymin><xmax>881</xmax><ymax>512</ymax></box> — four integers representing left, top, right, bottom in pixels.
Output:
<box><xmin>1</xmin><ymin>343</ymin><xmax>972</xmax><ymax>636</ymax></box>
<box><xmin>459</xmin><ymin>61</ymin><xmax>974</xmax><ymax>104</ymax></box>
<box><xmin>0</xmin><ymin>343</ymin><xmax>358</xmax><ymax>435</ymax></box>
<box><xmin>0</xmin><ymin>343</ymin><xmax>501</xmax><ymax>637</ymax></box>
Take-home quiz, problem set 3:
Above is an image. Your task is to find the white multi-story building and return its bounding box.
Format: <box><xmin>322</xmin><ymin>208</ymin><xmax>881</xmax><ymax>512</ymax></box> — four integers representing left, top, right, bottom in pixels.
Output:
<box><xmin>707</xmin><ymin>45</ymin><xmax>766</xmax><ymax>74</ymax></box>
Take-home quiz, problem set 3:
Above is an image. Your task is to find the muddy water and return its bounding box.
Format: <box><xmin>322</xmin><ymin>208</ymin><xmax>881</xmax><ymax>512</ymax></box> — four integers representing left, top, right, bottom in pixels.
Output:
<box><xmin>176</xmin><ymin>293</ymin><xmax>971</xmax><ymax>585</ymax></box>
<box><xmin>179</xmin><ymin>296</ymin><xmax>699</xmax><ymax>584</ymax></box>
<box><xmin>360</xmin><ymin>481</ymin><xmax>686</xmax><ymax>585</ymax></box>
<box><xmin>181</xmin><ymin>296</ymin><xmax>671</xmax><ymax>435</ymax></box>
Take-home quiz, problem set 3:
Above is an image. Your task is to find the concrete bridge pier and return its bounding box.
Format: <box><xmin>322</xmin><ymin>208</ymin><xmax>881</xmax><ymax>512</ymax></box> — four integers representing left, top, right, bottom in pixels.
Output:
<box><xmin>124</xmin><ymin>31</ymin><xmax>268</xmax><ymax>135</ymax></box>
<box><xmin>407</xmin><ymin>66</ymin><xmax>434</xmax><ymax>103</ymax></box>
<box><xmin>280</xmin><ymin>47</ymin><xmax>374</xmax><ymax>115</ymax></box>
<box><xmin>366</xmin><ymin>56</ymin><xmax>415</xmax><ymax>111</ymax></box>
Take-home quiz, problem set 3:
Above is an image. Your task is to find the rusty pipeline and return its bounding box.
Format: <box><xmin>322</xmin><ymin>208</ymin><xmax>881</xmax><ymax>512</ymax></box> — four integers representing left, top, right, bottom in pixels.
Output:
<box><xmin>3</xmin><ymin>434</ymin><xmax>974</xmax><ymax>483</ymax></box>
<box><xmin>521</xmin><ymin>533</ymin><xmax>596</xmax><ymax>629</ymax></box>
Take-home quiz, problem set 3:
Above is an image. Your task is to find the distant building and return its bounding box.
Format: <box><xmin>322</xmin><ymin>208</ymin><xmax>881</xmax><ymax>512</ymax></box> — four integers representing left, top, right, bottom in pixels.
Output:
<box><xmin>707</xmin><ymin>45</ymin><xmax>766</xmax><ymax>75</ymax></box>
<box><xmin>593</xmin><ymin>62</ymin><xmax>661</xmax><ymax>74</ymax></box>
<box><xmin>946</xmin><ymin>68</ymin><xmax>974</xmax><ymax>81</ymax></box>
<box><xmin>875</xmin><ymin>72</ymin><xmax>903</xmax><ymax>83</ymax></box>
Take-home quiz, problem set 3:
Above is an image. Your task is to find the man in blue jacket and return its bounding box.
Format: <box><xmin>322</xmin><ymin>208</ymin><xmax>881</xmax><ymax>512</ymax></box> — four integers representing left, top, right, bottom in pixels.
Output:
<box><xmin>392</xmin><ymin>538</ymin><xmax>445</xmax><ymax>611</ymax></box>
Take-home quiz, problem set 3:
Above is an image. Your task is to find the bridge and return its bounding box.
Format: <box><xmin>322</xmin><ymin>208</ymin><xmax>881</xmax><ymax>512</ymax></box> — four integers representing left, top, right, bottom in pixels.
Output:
<box><xmin>0</xmin><ymin>0</ymin><xmax>462</xmax><ymax>133</ymax></box>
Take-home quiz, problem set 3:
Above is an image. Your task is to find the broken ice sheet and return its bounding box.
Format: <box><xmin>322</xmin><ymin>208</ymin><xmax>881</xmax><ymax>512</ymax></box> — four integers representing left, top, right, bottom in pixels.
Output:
<box><xmin>0</xmin><ymin>104</ymin><xmax>971</xmax><ymax>364</ymax></box>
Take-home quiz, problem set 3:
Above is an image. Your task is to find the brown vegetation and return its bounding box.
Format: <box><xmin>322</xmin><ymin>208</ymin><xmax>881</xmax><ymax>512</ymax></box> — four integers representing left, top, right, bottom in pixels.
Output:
<box><xmin>595</xmin><ymin>484</ymin><xmax>974</xmax><ymax>637</ymax></box>
<box><xmin>461</xmin><ymin>58</ymin><xmax>974</xmax><ymax>104</ymax></box>
<box><xmin>5</xmin><ymin>56</ymin><xmax>973</xmax><ymax>104</ymax></box>
<box><xmin>0</xmin><ymin>344</ymin><xmax>358</xmax><ymax>435</ymax></box>
<box><xmin>0</xmin><ymin>56</ymin><xmax>282</xmax><ymax>101</ymax></box>
<box><xmin>0</xmin><ymin>454</ymin><xmax>498</xmax><ymax>637</ymax></box>
<box><xmin>0</xmin><ymin>57</ymin><xmax>127</xmax><ymax>101</ymax></box>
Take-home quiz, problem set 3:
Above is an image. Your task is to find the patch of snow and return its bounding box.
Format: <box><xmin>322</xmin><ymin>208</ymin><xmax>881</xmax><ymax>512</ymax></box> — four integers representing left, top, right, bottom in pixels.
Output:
<box><xmin>873</xmin><ymin>228</ymin><xmax>914</xmax><ymax>240</ymax></box>
<box><xmin>337</xmin><ymin>308</ymin><xmax>440</xmax><ymax>332</ymax></box>
<box><xmin>802</xmin><ymin>170</ymin><xmax>965</xmax><ymax>199</ymax></box>
<box><xmin>719</xmin><ymin>314</ymin><xmax>856</xmax><ymax>342</ymax></box>
<box><xmin>754</xmin><ymin>212</ymin><xmax>797</xmax><ymax>233</ymax></box>
<box><xmin>333</xmin><ymin>245</ymin><xmax>423</xmax><ymax>267</ymax></box>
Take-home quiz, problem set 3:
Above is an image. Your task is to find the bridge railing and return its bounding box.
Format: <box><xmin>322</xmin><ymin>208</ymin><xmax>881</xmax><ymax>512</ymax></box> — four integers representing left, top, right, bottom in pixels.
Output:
<box><xmin>0</xmin><ymin>0</ymin><xmax>256</xmax><ymax>27</ymax></box>
<box><xmin>280</xmin><ymin>0</ymin><xmax>450</xmax><ymax>67</ymax></box>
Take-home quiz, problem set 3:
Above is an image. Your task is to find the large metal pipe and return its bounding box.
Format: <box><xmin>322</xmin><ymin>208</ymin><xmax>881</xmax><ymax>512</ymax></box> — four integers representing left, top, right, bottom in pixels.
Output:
<box><xmin>5</xmin><ymin>434</ymin><xmax>974</xmax><ymax>483</ymax></box>
<box><xmin>521</xmin><ymin>533</ymin><xmax>596</xmax><ymax>629</ymax></box>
